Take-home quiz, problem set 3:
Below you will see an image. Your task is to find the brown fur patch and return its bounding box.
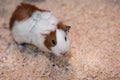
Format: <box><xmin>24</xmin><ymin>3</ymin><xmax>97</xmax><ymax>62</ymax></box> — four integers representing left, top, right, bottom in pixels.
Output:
<box><xmin>44</xmin><ymin>31</ymin><xmax>57</xmax><ymax>50</ymax></box>
<box><xmin>9</xmin><ymin>3</ymin><xmax>49</xmax><ymax>29</ymax></box>
<box><xmin>57</xmin><ymin>22</ymin><xmax>71</xmax><ymax>32</ymax></box>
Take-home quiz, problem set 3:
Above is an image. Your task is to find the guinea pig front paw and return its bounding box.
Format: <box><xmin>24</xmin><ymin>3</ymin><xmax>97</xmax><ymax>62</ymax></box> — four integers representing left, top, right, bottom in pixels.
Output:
<box><xmin>28</xmin><ymin>47</ymin><xmax>42</xmax><ymax>56</ymax></box>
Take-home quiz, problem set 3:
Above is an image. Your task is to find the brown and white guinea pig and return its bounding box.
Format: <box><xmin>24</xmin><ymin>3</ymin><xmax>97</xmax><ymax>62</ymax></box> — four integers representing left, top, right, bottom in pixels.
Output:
<box><xmin>9</xmin><ymin>3</ymin><xmax>71</xmax><ymax>56</ymax></box>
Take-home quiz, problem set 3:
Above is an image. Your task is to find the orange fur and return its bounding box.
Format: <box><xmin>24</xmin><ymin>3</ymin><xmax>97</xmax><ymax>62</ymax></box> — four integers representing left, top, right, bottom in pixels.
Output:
<box><xmin>9</xmin><ymin>3</ymin><xmax>48</xmax><ymax>29</ymax></box>
<box><xmin>57</xmin><ymin>22</ymin><xmax>71</xmax><ymax>32</ymax></box>
<box><xmin>44</xmin><ymin>31</ymin><xmax>57</xmax><ymax>50</ymax></box>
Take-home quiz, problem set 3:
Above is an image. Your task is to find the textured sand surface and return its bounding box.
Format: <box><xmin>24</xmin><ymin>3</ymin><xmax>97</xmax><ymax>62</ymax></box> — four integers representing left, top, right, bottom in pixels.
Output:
<box><xmin>0</xmin><ymin>0</ymin><xmax>120</xmax><ymax>80</ymax></box>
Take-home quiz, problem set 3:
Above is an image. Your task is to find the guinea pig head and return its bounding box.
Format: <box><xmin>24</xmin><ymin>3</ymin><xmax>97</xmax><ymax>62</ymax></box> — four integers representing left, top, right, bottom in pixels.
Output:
<box><xmin>44</xmin><ymin>22</ymin><xmax>71</xmax><ymax>56</ymax></box>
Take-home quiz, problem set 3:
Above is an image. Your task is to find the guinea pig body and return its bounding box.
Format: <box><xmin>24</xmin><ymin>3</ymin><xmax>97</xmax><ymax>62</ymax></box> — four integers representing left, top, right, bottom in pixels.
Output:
<box><xmin>10</xmin><ymin>3</ymin><xmax>71</xmax><ymax>56</ymax></box>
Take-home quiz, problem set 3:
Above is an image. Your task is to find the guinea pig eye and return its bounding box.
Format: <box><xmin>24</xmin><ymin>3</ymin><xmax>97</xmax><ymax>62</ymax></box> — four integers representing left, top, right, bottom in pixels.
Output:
<box><xmin>51</xmin><ymin>39</ymin><xmax>56</xmax><ymax>46</ymax></box>
<box><xmin>65</xmin><ymin>36</ymin><xmax>67</xmax><ymax>41</ymax></box>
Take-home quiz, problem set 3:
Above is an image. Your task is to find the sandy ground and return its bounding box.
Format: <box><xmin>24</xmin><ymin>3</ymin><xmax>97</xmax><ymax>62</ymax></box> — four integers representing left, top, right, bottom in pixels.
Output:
<box><xmin>0</xmin><ymin>0</ymin><xmax>120</xmax><ymax>80</ymax></box>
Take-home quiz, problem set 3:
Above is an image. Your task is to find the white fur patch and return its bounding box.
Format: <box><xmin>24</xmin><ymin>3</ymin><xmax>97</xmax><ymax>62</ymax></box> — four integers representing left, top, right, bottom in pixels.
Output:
<box><xmin>51</xmin><ymin>29</ymin><xmax>71</xmax><ymax>56</ymax></box>
<box><xmin>12</xmin><ymin>11</ymin><xmax>59</xmax><ymax>53</ymax></box>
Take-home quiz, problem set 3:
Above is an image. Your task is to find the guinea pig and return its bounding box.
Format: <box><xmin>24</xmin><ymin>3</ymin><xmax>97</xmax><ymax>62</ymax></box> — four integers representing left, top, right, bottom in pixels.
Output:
<box><xmin>9</xmin><ymin>3</ymin><xmax>71</xmax><ymax>56</ymax></box>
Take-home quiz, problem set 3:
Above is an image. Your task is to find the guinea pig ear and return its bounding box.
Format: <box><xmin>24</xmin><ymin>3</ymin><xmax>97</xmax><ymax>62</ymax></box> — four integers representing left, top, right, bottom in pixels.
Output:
<box><xmin>57</xmin><ymin>22</ymin><xmax>71</xmax><ymax>32</ymax></box>
<box><xmin>64</xmin><ymin>25</ymin><xmax>71</xmax><ymax>32</ymax></box>
<box><xmin>40</xmin><ymin>30</ymin><xmax>50</xmax><ymax>36</ymax></box>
